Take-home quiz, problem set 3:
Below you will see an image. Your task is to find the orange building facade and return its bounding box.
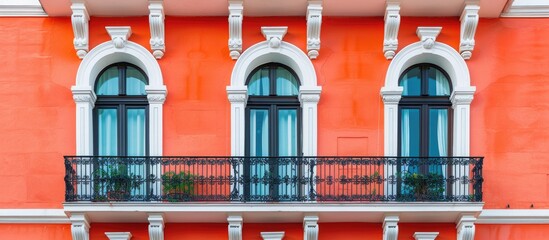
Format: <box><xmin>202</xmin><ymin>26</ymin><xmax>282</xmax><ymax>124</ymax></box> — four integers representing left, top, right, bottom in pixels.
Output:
<box><xmin>0</xmin><ymin>0</ymin><xmax>548</xmax><ymax>240</ymax></box>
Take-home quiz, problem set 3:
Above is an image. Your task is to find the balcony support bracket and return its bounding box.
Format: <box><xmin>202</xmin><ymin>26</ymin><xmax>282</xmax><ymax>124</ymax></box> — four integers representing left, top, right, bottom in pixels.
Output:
<box><xmin>303</xmin><ymin>215</ymin><xmax>319</xmax><ymax>240</ymax></box>
<box><xmin>383</xmin><ymin>215</ymin><xmax>399</xmax><ymax>240</ymax></box>
<box><xmin>70</xmin><ymin>212</ymin><xmax>90</xmax><ymax>240</ymax></box>
<box><xmin>148</xmin><ymin>213</ymin><xmax>164</xmax><ymax>240</ymax></box>
<box><xmin>228</xmin><ymin>215</ymin><xmax>243</xmax><ymax>240</ymax></box>
<box><xmin>457</xmin><ymin>214</ymin><xmax>476</xmax><ymax>240</ymax></box>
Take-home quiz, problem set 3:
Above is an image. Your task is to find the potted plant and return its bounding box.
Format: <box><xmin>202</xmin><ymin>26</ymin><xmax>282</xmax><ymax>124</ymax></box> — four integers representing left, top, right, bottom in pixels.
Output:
<box><xmin>161</xmin><ymin>171</ymin><xmax>195</xmax><ymax>202</ymax></box>
<box><xmin>93</xmin><ymin>165</ymin><xmax>140</xmax><ymax>201</ymax></box>
<box><xmin>401</xmin><ymin>172</ymin><xmax>445</xmax><ymax>201</ymax></box>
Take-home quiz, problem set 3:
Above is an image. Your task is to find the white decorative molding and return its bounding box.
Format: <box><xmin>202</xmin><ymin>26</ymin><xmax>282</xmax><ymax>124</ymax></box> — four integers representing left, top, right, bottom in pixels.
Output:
<box><xmin>228</xmin><ymin>215</ymin><xmax>243</xmax><ymax>240</ymax></box>
<box><xmin>149</xmin><ymin>0</ymin><xmax>165</xmax><ymax>59</ymax></box>
<box><xmin>148</xmin><ymin>213</ymin><xmax>164</xmax><ymax>240</ymax></box>
<box><xmin>73</xmin><ymin>37</ymin><xmax>166</xmax><ymax>157</ymax></box>
<box><xmin>456</xmin><ymin>214</ymin><xmax>476</xmax><ymax>240</ymax></box>
<box><xmin>383</xmin><ymin>215</ymin><xmax>399</xmax><ymax>240</ymax></box>
<box><xmin>477</xmin><ymin>210</ymin><xmax>549</xmax><ymax>224</ymax></box>
<box><xmin>416</xmin><ymin>27</ymin><xmax>442</xmax><ymax>49</ymax></box>
<box><xmin>0</xmin><ymin>209</ymin><xmax>69</xmax><ymax>224</ymax></box>
<box><xmin>0</xmin><ymin>0</ymin><xmax>47</xmax><ymax>16</ymax></box>
<box><xmin>383</xmin><ymin>0</ymin><xmax>400</xmax><ymax>59</ymax></box>
<box><xmin>261</xmin><ymin>232</ymin><xmax>285</xmax><ymax>240</ymax></box>
<box><xmin>106</xmin><ymin>26</ymin><xmax>132</xmax><ymax>49</ymax></box>
<box><xmin>303</xmin><ymin>215</ymin><xmax>319</xmax><ymax>240</ymax></box>
<box><xmin>71</xmin><ymin>0</ymin><xmax>89</xmax><ymax>59</ymax></box>
<box><xmin>70</xmin><ymin>213</ymin><xmax>90</xmax><ymax>240</ymax></box>
<box><xmin>501</xmin><ymin>0</ymin><xmax>549</xmax><ymax>17</ymax></box>
<box><xmin>228</xmin><ymin>31</ymin><xmax>321</xmax><ymax>158</ymax></box>
<box><xmin>306</xmin><ymin>1</ymin><xmax>323</xmax><ymax>59</ymax></box>
<box><xmin>228</xmin><ymin>1</ymin><xmax>243</xmax><ymax>60</ymax></box>
<box><xmin>414</xmin><ymin>232</ymin><xmax>439</xmax><ymax>240</ymax></box>
<box><xmin>105</xmin><ymin>232</ymin><xmax>132</xmax><ymax>240</ymax></box>
<box><xmin>381</xmin><ymin>37</ymin><xmax>475</xmax><ymax>193</ymax></box>
<box><xmin>460</xmin><ymin>1</ymin><xmax>480</xmax><ymax>60</ymax></box>
<box><xmin>261</xmin><ymin>26</ymin><xmax>288</xmax><ymax>49</ymax></box>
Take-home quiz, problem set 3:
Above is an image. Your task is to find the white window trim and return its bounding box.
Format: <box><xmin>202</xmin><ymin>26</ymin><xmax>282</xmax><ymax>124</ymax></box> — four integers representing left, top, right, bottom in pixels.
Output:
<box><xmin>71</xmin><ymin>39</ymin><xmax>167</xmax><ymax>156</ymax></box>
<box><xmin>227</xmin><ymin>39</ymin><xmax>321</xmax><ymax>157</ymax></box>
<box><xmin>380</xmin><ymin>39</ymin><xmax>476</xmax><ymax>196</ymax></box>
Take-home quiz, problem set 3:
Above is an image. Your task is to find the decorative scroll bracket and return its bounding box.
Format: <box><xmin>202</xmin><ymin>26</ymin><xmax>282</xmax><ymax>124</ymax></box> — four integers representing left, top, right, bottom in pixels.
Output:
<box><xmin>70</xmin><ymin>212</ymin><xmax>90</xmax><ymax>240</ymax></box>
<box><xmin>148</xmin><ymin>213</ymin><xmax>164</xmax><ymax>240</ymax></box>
<box><xmin>71</xmin><ymin>0</ymin><xmax>89</xmax><ymax>59</ymax></box>
<box><xmin>384</xmin><ymin>0</ymin><xmax>400</xmax><ymax>59</ymax></box>
<box><xmin>303</xmin><ymin>215</ymin><xmax>319</xmax><ymax>240</ymax></box>
<box><xmin>149</xmin><ymin>0</ymin><xmax>165</xmax><ymax>59</ymax></box>
<box><xmin>456</xmin><ymin>214</ymin><xmax>476</xmax><ymax>240</ymax></box>
<box><xmin>228</xmin><ymin>1</ymin><xmax>243</xmax><ymax>60</ymax></box>
<box><xmin>261</xmin><ymin>26</ymin><xmax>288</xmax><ymax>49</ymax></box>
<box><xmin>383</xmin><ymin>215</ymin><xmax>399</xmax><ymax>240</ymax></box>
<box><xmin>228</xmin><ymin>215</ymin><xmax>243</xmax><ymax>240</ymax></box>
<box><xmin>460</xmin><ymin>0</ymin><xmax>480</xmax><ymax>60</ymax></box>
<box><xmin>307</xmin><ymin>0</ymin><xmax>323</xmax><ymax>59</ymax></box>
<box><xmin>416</xmin><ymin>27</ymin><xmax>442</xmax><ymax>49</ymax></box>
<box><xmin>106</xmin><ymin>26</ymin><xmax>132</xmax><ymax>49</ymax></box>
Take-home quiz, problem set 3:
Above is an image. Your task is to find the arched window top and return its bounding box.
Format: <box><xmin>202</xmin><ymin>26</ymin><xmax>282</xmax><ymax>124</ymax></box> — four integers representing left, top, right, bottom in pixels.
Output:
<box><xmin>399</xmin><ymin>64</ymin><xmax>451</xmax><ymax>97</ymax></box>
<box><xmin>247</xmin><ymin>63</ymin><xmax>300</xmax><ymax>96</ymax></box>
<box><xmin>95</xmin><ymin>63</ymin><xmax>148</xmax><ymax>96</ymax></box>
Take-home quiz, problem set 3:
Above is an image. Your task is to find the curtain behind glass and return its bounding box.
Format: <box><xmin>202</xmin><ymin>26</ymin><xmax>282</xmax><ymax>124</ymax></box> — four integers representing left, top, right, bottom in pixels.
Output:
<box><xmin>248</xmin><ymin>69</ymin><xmax>270</xmax><ymax>96</ymax></box>
<box><xmin>428</xmin><ymin>68</ymin><xmax>450</xmax><ymax>96</ymax></box>
<box><xmin>429</xmin><ymin>109</ymin><xmax>448</xmax><ymax>178</ymax></box>
<box><xmin>278</xmin><ymin>109</ymin><xmax>298</xmax><ymax>197</ymax></box>
<box><xmin>400</xmin><ymin>108</ymin><xmax>420</xmax><ymax>173</ymax></box>
<box><xmin>96</xmin><ymin>67</ymin><xmax>119</xmax><ymax>95</ymax></box>
<box><xmin>98</xmin><ymin>109</ymin><xmax>118</xmax><ymax>156</ymax></box>
<box><xmin>127</xmin><ymin>109</ymin><xmax>146</xmax><ymax>156</ymax></box>
<box><xmin>400</xmin><ymin>67</ymin><xmax>421</xmax><ymax>96</ymax></box>
<box><xmin>126</xmin><ymin>67</ymin><xmax>147</xmax><ymax>95</ymax></box>
<box><xmin>275</xmin><ymin>68</ymin><xmax>298</xmax><ymax>96</ymax></box>
<box><xmin>249</xmin><ymin>109</ymin><xmax>269</xmax><ymax>197</ymax></box>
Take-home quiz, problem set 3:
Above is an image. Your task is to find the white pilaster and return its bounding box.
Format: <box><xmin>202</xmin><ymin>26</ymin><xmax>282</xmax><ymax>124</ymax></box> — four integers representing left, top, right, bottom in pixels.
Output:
<box><xmin>306</xmin><ymin>1</ymin><xmax>323</xmax><ymax>59</ymax></box>
<box><xmin>105</xmin><ymin>232</ymin><xmax>132</xmax><ymax>240</ymax></box>
<box><xmin>383</xmin><ymin>215</ymin><xmax>399</xmax><ymax>240</ymax></box>
<box><xmin>71</xmin><ymin>86</ymin><xmax>96</xmax><ymax>156</ymax></box>
<box><xmin>148</xmin><ymin>213</ymin><xmax>164</xmax><ymax>240</ymax></box>
<box><xmin>460</xmin><ymin>1</ymin><xmax>480</xmax><ymax>60</ymax></box>
<box><xmin>299</xmin><ymin>87</ymin><xmax>321</xmax><ymax>157</ymax></box>
<box><xmin>146</xmin><ymin>86</ymin><xmax>167</xmax><ymax>156</ymax></box>
<box><xmin>384</xmin><ymin>0</ymin><xmax>400</xmax><ymax>59</ymax></box>
<box><xmin>71</xmin><ymin>0</ymin><xmax>89</xmax><ymax>59</ymax></box>
<box><xmin>228</xmin><ymin>1</ymin><xmax>243</xmax><ymax>59</ymax></box>
<box><xmin>380</xmin><ymin>87</ymin><xmax>402</xmax><ymax>196</ymax></box>
<box><xmin>303</xmin><ymin>215</ymin><xmax>319</xmax><ymax>240</ymax></box>
<box><xmin>261</xmin><ymin>232</ymin><xmax>285</xmax><ymax>240</ymax></box>
<box><xmin>149</xmin><ymin>0</ymin><xmax>165</xmax><ymax>59</ymax></box>
<box><xmin>414</xmin><ymin>232</ymin><xmax>439</xmax><ymax>240</ymax></box>
<box><xmin>70</xmin><ymin>213</ymin><xmax>90</xmax><ymax>240</ymax></box>
<box><xmin>457</xmin><ymin>214</ymin><xmax>476</xmax><ymax>240</ymax></box>
<box><xmin>228</xmin><ymin>215</ymin><xmax>243</xmax><ymax>240</ymax></box>
<box><xmin>227</xmin><ymin>86</ymin><xmax>248</xmax><ymax>156</ymax></box>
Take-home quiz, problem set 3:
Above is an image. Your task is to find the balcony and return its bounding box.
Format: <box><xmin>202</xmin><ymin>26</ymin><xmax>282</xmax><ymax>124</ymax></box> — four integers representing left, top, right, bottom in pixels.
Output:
<box><xmin>64</xmin><ymin>156</ymin><xmax>483</xmax><ymax>203</ymax></box>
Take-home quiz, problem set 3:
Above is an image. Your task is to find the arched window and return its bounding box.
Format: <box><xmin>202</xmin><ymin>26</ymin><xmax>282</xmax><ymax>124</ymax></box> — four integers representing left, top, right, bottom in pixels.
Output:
<box><xmin>94</xmin><ymin>63</ymin><xmax>149</xmax><ymax>156</ymax></box>
<box><xmin>245</xmin><ymin>63</ymin><xmax>301</xmax><ymax>201</ymax></box>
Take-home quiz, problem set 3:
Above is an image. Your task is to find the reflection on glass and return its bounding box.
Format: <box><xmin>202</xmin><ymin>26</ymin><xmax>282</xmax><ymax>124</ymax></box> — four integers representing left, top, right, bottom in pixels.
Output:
<box><xmin>127</xmin><ymin>108</ymin><xmax>146</xmax><ymax>156</ymax></box>
<box><xmin>400</xmin><ymin>67</ymin><xmax>421</xmax><ymax>96</ymax></box>
<box><xmin>248</xmin><ymin>69</ymin><xmax>270</xmax><ymax>96</ymax></box>
<box><xmin>428</xmin><ymin>68</ymin><xmax>450</xmax><ymax>96</ymax></box>
<box><xmin>126</xmin><ymin>66</ymin><xmax>147</xmax><ymax>95</ymax></box>
<box><xmin>275</xmin><ymin>68</ymin><xmax>298</xmax><ymax>96</ymax></box>
<box><xmin>96</xmin><ymin>67</ymin><xmax>119</xmax><ymax>95</ymax></box>
<box><xmin>98</xmin><ymin>108</ymin><xmax>118</xmax><ymax>156</ymax></box>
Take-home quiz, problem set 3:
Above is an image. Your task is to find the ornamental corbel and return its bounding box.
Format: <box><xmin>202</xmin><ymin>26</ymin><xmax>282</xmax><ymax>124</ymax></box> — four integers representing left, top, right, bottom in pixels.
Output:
<box><xmin>303</xmin><ymin>215</ymin><xmax>319</xmax><ymax>240</ymax></box>
<box><xmin>383</xmin><ymin>215</ymin><xmax>399</xmax><ymax>240</ymax></box>
<box><xmin>383</xmin><ymin>0</ymin><xmax>400</xmax><ymax>59</ymax></box>
<box><xmin>71</xmin><ymin>0</ymin><xmax>89</xmax><ymax>59</ymax></box>
<box><xmin>306</xmin><ymin>1</ymin><xmax>323</xmax><ymax>59</ymax></box>
<box><xmin>148</xmin><ymin>213</ymin><xmax>164</xmax><ymax>240</ymax></box>
<box><xmin>460</xmin><ymin>0</ymin><xmax>480</xmax><ymax>60</ymax></box>
<box><xmin>106</xmin><ymin>26</ymin><xmax>132</xmax><ymax>49</ymax></box>
<box><xmin>228</xmin><ymin>1</ymin><xmax>243</xmax><ymax>60</ymax></box>
<box><xmin>456</xmin><ymin>214</ymin><xmax>476</xmax><ymax>240</ymax></box>
<box><xmin>416</xmin><ymin>27</ymin><xmax>442</xmax><ymax>49</ymax></box>
<box><xmin>228</xmin><ymin>215</ymin><xmax>243</xmax><ymax>240</ymax></box>
<box><xmin>261</xmin><ymin>26</ymin><xmax>288</xmax><ymax>49</ymax></box>
<box><xmin>149</xmin><ymin>0</ymin><xmax>165</xmax><ymax>59</ymax></box>
<box><xmin>70</xmin><ymin>213</ymin><xmax>90</xmax><ymax>240</ymax></box>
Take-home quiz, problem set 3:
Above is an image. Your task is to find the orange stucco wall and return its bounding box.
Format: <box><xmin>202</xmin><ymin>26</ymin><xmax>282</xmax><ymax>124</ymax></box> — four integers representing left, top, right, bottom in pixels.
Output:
<box><xmin>90</xmin><ymin>223</ymin><xmax>149</xmax><ymax>240</ymax></box>
<box><xmin>0</xmin><ymin>14</ymin><xmax>547</xmax><ymax>217</ymax></box>
<box><xmin>0</xmin><ymin>224</ymin><xmax>71</xmax><ymax>239</ymax></box>
<box><xmin>476</xmin><ymin>224</ymin><xmax>549</xmax><ymax>239</ymax></box>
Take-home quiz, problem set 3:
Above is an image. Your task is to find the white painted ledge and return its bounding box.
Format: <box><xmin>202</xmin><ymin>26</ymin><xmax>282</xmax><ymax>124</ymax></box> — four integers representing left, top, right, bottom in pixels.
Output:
<box><xmin>477</xmin><ymin>209</ymin><xmax>549</xmax><ymax>224</ymax></box>
<box><xmin>0</xmin><ymin>209</ymin><xmax>69</xmax><ymax>224</ymax></box>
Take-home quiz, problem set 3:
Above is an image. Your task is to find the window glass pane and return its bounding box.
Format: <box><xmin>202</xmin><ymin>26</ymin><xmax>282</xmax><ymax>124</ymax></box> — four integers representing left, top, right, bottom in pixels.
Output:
<box><xmin>428</xmin><ymin>67</ymin><xmax>450</xmax><ymax>96</ymax></box>
<box><xmin>249</xmin><ymin>109</ymin><xmax>269</xmax><ymax>156</ymax></box>
<box><xmin>248</xmin><ymin>68</ymin><xmax>270</xmax><ymax>96</ymax></box>
<box><xmin>399</xmin><ymin>67</ymin><xmax>421</xmax><ymax>96</ymax></box>
<box><xmin>275</xmin><ymin>67</ymin><xmax>298</xmax><ymax>96</ymax></box>
<box><xmin>278</xmin><ymin>109</ymin><xmax>297</xmax><ymax>156</ymax></box>
<box><xmin>96</xmin><ymin>67</ymin><xmax>119</xmax><ymax>95</ymax></box>
<box><xmin>429</xmin><ymin>108</ymin><xmax>448</xmax><ymax>176</ymax></box>
<box><xmin>127</xmin><ymin>108</ymin><xmax>146</xmax><ymax>156</ymax></box>
<box><xmin>98</xmin><ymin>108</ymin><xmax>118</xmax><ymax>156</ymax></box>
<box><xmin>126</xmin><ymin>66</ymin><xmax>147</xmax><ymax>95</ymax></box>
<box><xmin>400</xmin><ymin>108</ymin><xmax>420</xmax><ymax>157</ymax></box>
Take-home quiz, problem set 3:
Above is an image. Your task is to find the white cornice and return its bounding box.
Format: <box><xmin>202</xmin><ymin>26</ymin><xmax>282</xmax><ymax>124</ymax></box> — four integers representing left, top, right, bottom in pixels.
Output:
<box><xmin>501</xmin><ymin>0</ymin><xmax>549</xmax><ymax>17</ymax></box>
<box><xmin>0</xmin><ymin>4</ymin><xmax>46</xmax><ymax>16</ymax></box>
<box><xmin>0</xmin><ymin>209</ymin><xmax>69</xmax><ymax>224</ymax></box>
<box><xmin>477</xmin><ymin>210</ymin><xmax>549</xmax><ymax>224</ymax></box>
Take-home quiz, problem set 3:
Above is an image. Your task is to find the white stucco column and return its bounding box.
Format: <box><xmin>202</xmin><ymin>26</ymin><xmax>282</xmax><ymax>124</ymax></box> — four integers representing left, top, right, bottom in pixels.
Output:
<box><xmin>72</xmin><ymin>86</ymin><xmax>96</xmax><ymax>156</ymax></box>
<box><xmin>380</xmin><ymin>87</ymin><xmax>402</xmax><ymax>197</ymax></box>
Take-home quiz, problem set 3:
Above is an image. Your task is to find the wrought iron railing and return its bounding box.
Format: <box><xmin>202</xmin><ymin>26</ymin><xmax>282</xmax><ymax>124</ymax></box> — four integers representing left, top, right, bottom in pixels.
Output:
<box><xmin>64</xmin><ymin>156</ymin><xmax>483</xmax><ymax>202</ymax></box>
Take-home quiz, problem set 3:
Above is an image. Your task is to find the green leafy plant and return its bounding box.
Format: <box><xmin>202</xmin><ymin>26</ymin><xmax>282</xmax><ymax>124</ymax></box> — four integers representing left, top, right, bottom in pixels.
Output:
<box><xmin>93</xmin><ymin>165</ymin><xmax>140</xmax><ymax>201</ymax></box>
<box><xmin>401</xmin><ymin>172</ymin><xmax>445</xmax><ymax>201</ymax></box>
<box><xmin>161</xmin><ymin>171</ymin><xmax>195</xmax><ymax>202</ymax></box>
